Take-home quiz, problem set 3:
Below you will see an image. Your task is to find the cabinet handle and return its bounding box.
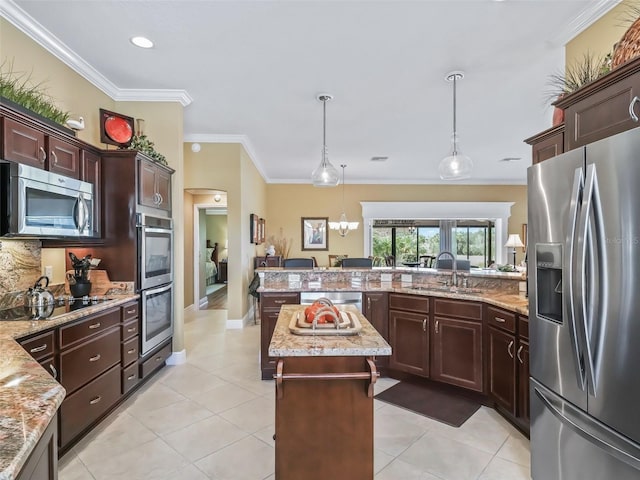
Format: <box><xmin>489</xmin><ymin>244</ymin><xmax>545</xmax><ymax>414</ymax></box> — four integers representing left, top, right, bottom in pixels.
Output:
<box><xmin>30</xmin><ymin>343</ymin><xmax>47</xmax><ymax>353</ymax></box>
<box><xmin>127</xmin><ymin>374</ymin><xmax>136</xmax><ymax>381</ymax></box>
<box><xmin>51</xmin><ymin>150</ymin><xmax>58</xmax><ymax>165</ymax></box>
<box><xmin>49</xmin><ymin>364</ymin><xmax>58</xmax><ymax>379</ymax></box>
<box><xmin>433</xmin><ymin>319</ymin><xmax>437</xmax><ymax>333</ymax></box>
<box><xmin>367</xmin><ymin>297</ymin><xmax>371</xmax><ymax>310</ymax></box>
<box><xmin>89</xmin><ymin>354</ymin><xmax>101</xmax><ymax>362</ymax></box>
<box><xmin>517</xmin><ymin>345</ymin><xmax>524</xmax><ymax>364</ymax></box>
<box><xmin>89</xmin><ymin>396</ymin><xmax>102</xmax><ymax>405</ymax></box>
<box><xmin>126</xmin><ymin>308</ymin><xmax>136</xmax><ymax>314</ymax></box>
<box><xmin>39</xmin><ymin>147</ymin><xmax>47</xmax><ymax>162</ymax></box>
<box><xmin>507</xmin><ymin>340</ymin><xmax>514</xmax><ymax>358</ymax></box>
<box><xmin>630</xmin><ymin>96</ymin><xmax>639</xmax><ymax>122</ymax></box>
<box><xmin>494</xmin><ymin>317</ymin><xmax>506</xmax><ymax>323</ymax></box>
<box><xmin>274</xmin><ymin>300</ymin><xmax>286</xmax><ymax>304</ymax></box>
<box><xmin>127</xmin><ymin>348</ymin><xmax>136</xmax><ymax>354</ymax></box>
<box><xmin>88</xmin><ymin>322</ymin><xmax>101</xmax><ymax>329</ymax></box>
<box><xmin>127</xmin><ymin>327</ymin><xmax>136</xmax><ymax>333</ymax></box>
<box><xmin>158</xmin><ymin>193</ymin><xmax>163</xmax><ymax>205</ymax></box>
<box><xmin>155</xmin><ymin>355</ymin><xmax>163</xmax><ymax>362</ymax></box>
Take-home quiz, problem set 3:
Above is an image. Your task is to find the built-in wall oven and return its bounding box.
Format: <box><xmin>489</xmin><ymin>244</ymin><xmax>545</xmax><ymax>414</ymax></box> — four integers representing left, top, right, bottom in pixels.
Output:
<box><xmin>137</xmin><ymin>213</ymin><xmax>173</xmax><ymax>290</ymax></box>
<box><xmin>141</xmin><ymin>283</ymin><xmax>173</xmax><ymax>355</ymax></box>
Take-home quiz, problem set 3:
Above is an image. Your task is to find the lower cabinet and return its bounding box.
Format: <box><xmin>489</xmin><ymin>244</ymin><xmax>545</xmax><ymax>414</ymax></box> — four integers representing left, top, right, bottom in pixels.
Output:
<box><xmin>488</xmin><ymin>325</ymin><xmax>517</xmax><ymax>414</ymax></box>
<box><xmin>388</xmin><ymin>294</ymin><xmax>430</xmax><ymax>377</ymax></box>
<box><xmin>362</xmin><ymin>292</ymin><xmax>389</xmax><ymax>369</ymax></box>
<box><xmin>16</xmin><ymin>415</ymin><xmax>58</xmax><ymax>480</ymax></box>
<box><xmin>431</xmin><ymin>298</ymin><xmax>483</xmax><ymax>392</ymax></box>
<box><xmin>140</xmin><ymin>341</ymin><xmax>172</xmax><ymax>379</ymax></box>
<box><xmin>260</xmin><ymin>292</ymin><xmax>300</xmax><ymax>380</ymax></box>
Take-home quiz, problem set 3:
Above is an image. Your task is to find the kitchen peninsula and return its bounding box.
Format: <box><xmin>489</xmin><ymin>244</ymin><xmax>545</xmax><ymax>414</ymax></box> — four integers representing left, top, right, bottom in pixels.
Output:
<box><xmin>258</xmin><ymin>265</ymin><xmax>531</xmax><ymax>433</ymax></box>
<box><xmin>269</xmin><ymin>304</ymin><xmax>390</xmax><ymax>480</ymax></box>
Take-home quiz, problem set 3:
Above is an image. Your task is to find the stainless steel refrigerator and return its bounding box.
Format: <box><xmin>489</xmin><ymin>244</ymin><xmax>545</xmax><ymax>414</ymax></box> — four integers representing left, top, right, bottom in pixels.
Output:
<box><xmin>527</xmin><ymin>126</ymin><xmax>640</xmax><ymax>480</ymax></box>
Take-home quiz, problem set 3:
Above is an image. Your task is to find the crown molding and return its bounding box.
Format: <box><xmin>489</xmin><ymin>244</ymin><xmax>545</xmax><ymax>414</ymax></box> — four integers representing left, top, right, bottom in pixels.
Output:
<box><xmin>183</xmin><ymin>133</ymin><xmax>268</xmax><ymax>181</ymax></box>
<box><xmin>551</xmin><ymin>0</ymin><xmax>622</xmax><ymax>47</ymax></box>
<box><xmin>1</xmin><ymin>0</ymin><xmax>192</xmax><ymax>106</ymax></box>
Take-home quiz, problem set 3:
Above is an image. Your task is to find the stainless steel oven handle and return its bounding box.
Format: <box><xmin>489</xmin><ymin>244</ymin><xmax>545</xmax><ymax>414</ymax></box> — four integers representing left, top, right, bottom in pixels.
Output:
<box><xmin>144</xmin><ymin>283</ymin><xmax>173</xmax><ymax>296</ymax></box>
<box><xmin>144</xmin><ymin>227</ymin><xmax>173</xmax><ymax>234</ymax></box>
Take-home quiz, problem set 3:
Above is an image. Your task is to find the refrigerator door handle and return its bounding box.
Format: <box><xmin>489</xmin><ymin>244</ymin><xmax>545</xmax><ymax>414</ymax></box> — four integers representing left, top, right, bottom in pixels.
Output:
<box><xmin>567</xmin><ymin>166</ymin><xmax>587</xmax><ymax>391</ymax></box>
<box><xmin>534</xmin><ymin>385</ymin><xmax>640</xmax><ymax>472</ymax></box>
<box><xmin>576</xmin><ymin>164</ymin><xmax>605</xmax><ymax>396</ymax></box>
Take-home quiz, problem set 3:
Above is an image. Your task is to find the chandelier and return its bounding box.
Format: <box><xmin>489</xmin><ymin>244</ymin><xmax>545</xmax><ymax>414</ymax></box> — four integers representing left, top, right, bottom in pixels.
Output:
<box><xmin>311</xmin><ymin>93</ymin><xmax>340</xmax><ymax>187</ymax></box>
<box><xmin>328</xmin><ymin>165</ymin><xmax>359</xmax><ymax>236</ymax></box>
<box><xmin>438</xmin><ymin>71</ymin><xmax>473</xmax><ymax>180</ymax></box>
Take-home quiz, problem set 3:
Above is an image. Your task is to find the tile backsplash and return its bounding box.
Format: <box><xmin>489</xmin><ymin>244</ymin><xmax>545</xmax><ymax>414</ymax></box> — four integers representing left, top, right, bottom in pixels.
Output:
<box><xmin>0</xmin><ymin>239</ymin><xmax>42</xmax><ymax>296</ymax></box>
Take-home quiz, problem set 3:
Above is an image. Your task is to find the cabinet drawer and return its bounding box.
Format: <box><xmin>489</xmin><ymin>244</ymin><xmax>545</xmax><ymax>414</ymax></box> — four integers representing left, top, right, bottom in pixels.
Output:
<box><xmin>121</xmin><ymin>302</ymin><xmax>139</xmax><ymax>322</ymax></box>
<box><xmin>59</xmin><ymin>308</ymin><xmax>120</xmax><ymax>348</ymax></box>
<box><xmin>122</xmin><ymin>362</ymin><xmax>140</xmax><ymax>395</ymax></box>
<box><xmin>487</xmin><ymin>306</ymin><xmax>516</xmax><ymax>334</ymax></box>
<box><xmin>121</xmin><ymin>336</ymin><xmax>139</xmax><ymax>367</ymax></box>
<box><xmin>261</xmin><ymin>293</ymin><xmax>300</xmax><ymax>309</ymax></box>
<box><xmin>121</xmin><ymin>318</ymin><xmax>139</xmax><ymax>341</ymax></box>
<box><xmin>518</xmin><ymin>315</ymin><xmax>529</xmax><ymax>340</ymax></box>
<box><xmin>60</xmin><ymin>365</ymin><xmax>121</xmax><ymax>448</ymax></box>
<box><xmin>389</xmin><ymin>293</ymin><xmax>429</xmax><ymax>314</ymax></box>
<box><xmin>140</xmin><ymin>342</ymin><xmax>172</xmax><ymax>379</ymax></box>
<box><xmin>434</xmin><ymin>298</ymin><xmax>482</xmax><ymax>321</ymax></box>
<box><xmin>19</xmin><ymin>330</ymin><xmax>55</xmax><ymax>361</ymax></box>
<box><xmin>59</xmin><ymin>328</ymin><xmax>121</xmax><ymax>394</ymax></box>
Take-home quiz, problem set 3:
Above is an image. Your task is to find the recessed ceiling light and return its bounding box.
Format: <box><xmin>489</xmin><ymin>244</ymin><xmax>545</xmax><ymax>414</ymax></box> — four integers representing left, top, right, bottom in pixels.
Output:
<box><xmin>371</xmin><ymin>156</ymin><xmax>389</xmax><ymax>162</ymax></box>
<box><xmin>130</xmin><ymin>36</ymin><xmax>154</xmax><ymax>49</ymax></box>
<box><xmin>499</xmin><ymin>157</ymin><xmax>522</xmax><ymax>162</ymax></box>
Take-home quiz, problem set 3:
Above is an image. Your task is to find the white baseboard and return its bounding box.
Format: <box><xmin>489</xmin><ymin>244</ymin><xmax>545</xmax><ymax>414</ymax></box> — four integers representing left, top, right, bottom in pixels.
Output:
<box><xmin>198</xmin><ymin>296</ymin><xmax>209</xmax><ymax>308</ymax></box>
<box><xmin>167</xmin><ymin>349</ymin><xmax>187</xmax><ymax>365</ymax></box>
<box><xmin>184</xmin><ymin>303</ymin><xmax>196</xmax><ymax>314</ymax></box>
<box><xmin>225</xmin><ymin>318</ymin><xmax>244</xmax><ymax>329</ymax></box>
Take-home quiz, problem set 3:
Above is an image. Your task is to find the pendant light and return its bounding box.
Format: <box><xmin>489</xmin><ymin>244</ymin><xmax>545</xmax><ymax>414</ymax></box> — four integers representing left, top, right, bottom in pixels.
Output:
<box><xmin>328</xmin><ymin>165</ymin><xmax>359</xmax><ymax>236</ymax></box>
<box><xmin>438</xmin><ymin>71</ymin><xmax>473</xmax><ymax>180</ymax></box>
<box><xmin>311</xmin><ymin>93</ymin><xmax>340</xmax><ymax>187</ymax></box>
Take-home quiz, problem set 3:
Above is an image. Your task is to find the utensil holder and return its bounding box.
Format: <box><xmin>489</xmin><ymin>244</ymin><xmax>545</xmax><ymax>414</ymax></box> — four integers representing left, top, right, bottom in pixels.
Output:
<box><xmin>70</xmin><ymin>281</ymin><xmax>92</xmax><ymax>297</ymax></box>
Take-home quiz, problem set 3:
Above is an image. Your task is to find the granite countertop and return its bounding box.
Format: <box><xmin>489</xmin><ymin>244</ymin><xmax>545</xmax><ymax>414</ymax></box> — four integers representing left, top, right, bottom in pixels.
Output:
<box><xmin>260</xmin><ymin>282</ymin><xmax>529</xmax><ymax>316</ymax></box>
<box><xmin>269</xmin><ymin>305</ymin><xmax>392</xmax><ymax>358</ymax></box>
<box><xmin>0</xmin><ymin>295</ymin><xmax>138</xmax><ymax>480</ymax></box>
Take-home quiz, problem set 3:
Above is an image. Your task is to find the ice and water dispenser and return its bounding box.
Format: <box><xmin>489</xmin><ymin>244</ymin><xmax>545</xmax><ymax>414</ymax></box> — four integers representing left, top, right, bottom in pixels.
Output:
<box><xmin>536</xmin><ymin>244</ymin><xmax>563</xmax><ymax>323</ymax></box>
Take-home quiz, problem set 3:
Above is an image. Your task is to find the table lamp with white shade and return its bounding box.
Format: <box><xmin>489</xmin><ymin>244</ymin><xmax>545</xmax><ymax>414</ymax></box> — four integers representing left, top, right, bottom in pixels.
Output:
<box><xmin>505</xmin><ymin>234</ymin><xmax>525</xmax><ymax>267</ymax></box>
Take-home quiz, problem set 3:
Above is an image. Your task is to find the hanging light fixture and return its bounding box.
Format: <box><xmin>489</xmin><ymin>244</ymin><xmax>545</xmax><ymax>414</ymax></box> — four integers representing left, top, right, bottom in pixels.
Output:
<box><xmin>438</xmin><ymin>71</ymin><xmax>473</xmax><ymax>180</ymax></box>
<box><xmin>311</xmin><ymin>93</ymin><xmax>340</xmax><ymax>187</ymax></box>
<box><xmin>329</xmin><ymin>164</ymin><xmax>359</xmax><ymax>236</ymax></box>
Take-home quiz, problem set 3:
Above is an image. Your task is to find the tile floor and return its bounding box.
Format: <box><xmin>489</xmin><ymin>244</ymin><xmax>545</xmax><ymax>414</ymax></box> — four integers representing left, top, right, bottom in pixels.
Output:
<box><xmin>59</xmin><ymin>308</ymin><xmax>531</xmax><ymax>480</ymax></box>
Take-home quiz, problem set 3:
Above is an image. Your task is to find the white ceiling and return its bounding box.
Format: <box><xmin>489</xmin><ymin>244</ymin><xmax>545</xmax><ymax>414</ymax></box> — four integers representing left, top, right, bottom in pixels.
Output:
<box><xmin>4</xmin><ymin>0</ymin><xmax>619</xmax><ymax>185</ymax></box>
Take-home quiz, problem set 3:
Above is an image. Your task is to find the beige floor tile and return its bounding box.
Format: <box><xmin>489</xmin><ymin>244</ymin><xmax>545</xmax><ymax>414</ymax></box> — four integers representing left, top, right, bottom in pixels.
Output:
<box><xmin>375</xmin><ymin>458</ymin><xmax>444</xmax><ymax>480</ymax></box>
<box><xmin>58</xmin><ymin>452</ymin><xmax>95</xmax><ymax>480</ymax></box>
<box><xmin>374</xmin><ymin>448</ymin><xmax>396</xmax><ymax>474</ymax></box>
<box><xmin>86</xmin><ymin>437</ymin><xmax>189</xmax><ymax>480</ymax></box>
<box><xmin>73</xmin><ymin>412</ymin><xmax>157</xmax><ymax>468</ymax></box>
<box><xmin>195</xmin><ymin>436</ymin><xmax>274</xmax><ymax>480</ymax></box>
<box><xmin>478</xmin><ymin>456</ymin><xmax>532</xmax><ymax>480</ymax></box>
<box><xmin>131</xmin><ymin>398</ymin><xmax>214</xmax><ymax>436</ymax></box>
<box><xmin>159</xmin><ymin>363</ymin><xmax>229</xmax><ymax>397</ymax></box>
<box><xmin>124</xmin><ymin>382</ymin><xmax>187</xmax><ymax>416</ymax></box>
<box><xmin>252</xmin><ymin>424</ymin><xmax>276</xmax><ymax>447</ymax></box>
<box><xmin>219</xmin><ymin>395</ymin><xmax>275</xmax><ymax>434</ymax></box>
<box><xmin>162</xmin><ymin>415</ymin><xmax>247</xmax><ymax>462</ymax></box>
<box><xmin>374</xmin><ymin>405</ymin><xmax>431</xmax><ymax>456</ymax></box>
<box><xmin>188</xmin><ymin>381</ymin><xmax>259</xmax><ymax>413</ymax></box>
<box><xmin>399</xmin><ymin>430</ymin><xmax>493</xmax><ymax>480</ymax></box>
<box><xmin>496</xmin><ymin>432</ymin><xmax>531</xmax><ymax>467</ymax></box>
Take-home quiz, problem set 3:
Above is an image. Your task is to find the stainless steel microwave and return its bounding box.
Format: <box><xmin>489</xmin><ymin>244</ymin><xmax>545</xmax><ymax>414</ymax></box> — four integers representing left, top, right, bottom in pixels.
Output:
<box><xmin>0</xmin><ymin>162</ymin><xmax>94</xmax><ymax>238</ymax></box>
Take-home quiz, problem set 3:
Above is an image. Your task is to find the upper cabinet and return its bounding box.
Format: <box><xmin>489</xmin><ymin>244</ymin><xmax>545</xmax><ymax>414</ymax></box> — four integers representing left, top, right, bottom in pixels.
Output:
<box><xmin>138</xmin><ymin>157</ymin><xmax>172</xmax><ymax>212</ymax></box>
<box><xmin>1</xmin><ymin>113</ymin><xmax>81</xmax><ymax>178</ymax></box>
<box><xmin>526</xmin><ymin>57</ymin><xmax>640</xmax><ymax>162</ymax></box>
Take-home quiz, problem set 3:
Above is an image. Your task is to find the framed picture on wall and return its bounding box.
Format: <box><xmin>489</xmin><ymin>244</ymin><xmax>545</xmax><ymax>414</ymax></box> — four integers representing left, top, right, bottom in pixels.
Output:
<box><xmin>301</xmin><ymin>217</ymin><xmax>329</xmax><ymax>251</ymax></box>
<box><xmin>250</xmin><ymin>214</ymin><xmax>259</xmax><ymax>244</ymax></box>
<box><xmin>259</xmin><ymin>218</ymin><xmax>266</xmax><ymax>244</ymax></box>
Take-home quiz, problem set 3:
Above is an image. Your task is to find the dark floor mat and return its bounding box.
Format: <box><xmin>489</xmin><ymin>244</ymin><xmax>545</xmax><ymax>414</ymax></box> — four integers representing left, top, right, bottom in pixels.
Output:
<box><xmin>375</xmin><ymin>381</ymin><xmax>481</xmax><ymax>427</ymax></box>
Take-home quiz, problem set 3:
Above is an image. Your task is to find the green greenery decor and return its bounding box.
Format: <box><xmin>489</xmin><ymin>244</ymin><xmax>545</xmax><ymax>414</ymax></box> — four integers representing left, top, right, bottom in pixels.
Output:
<box><xmin>128</xmin><ymin>134</ymin><xmax>168</xmax><ymax>166</ymax></box>
<box><xmin>0</xmin><ymin>59</ymin><xmax>69</xmax><ymax>125</ymax></box>
<box><xmin>546</xmin><ymin>52</ymin><xmax>611</xmax><ymax>104</ymax></box>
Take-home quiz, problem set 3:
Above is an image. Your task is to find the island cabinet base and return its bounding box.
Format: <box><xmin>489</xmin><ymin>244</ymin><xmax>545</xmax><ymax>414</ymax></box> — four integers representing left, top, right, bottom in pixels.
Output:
<box><xmin>274</xmin><ymin>356</ymin><xmax>377</xmax><ymax>480</ymax></box>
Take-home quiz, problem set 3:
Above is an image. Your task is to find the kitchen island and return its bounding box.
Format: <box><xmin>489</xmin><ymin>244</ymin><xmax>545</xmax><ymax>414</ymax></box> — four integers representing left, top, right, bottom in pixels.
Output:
<box><xmin>269</xmin><ymin>304</ymin><xmax>391</xmax><ymax>480</ymax></box>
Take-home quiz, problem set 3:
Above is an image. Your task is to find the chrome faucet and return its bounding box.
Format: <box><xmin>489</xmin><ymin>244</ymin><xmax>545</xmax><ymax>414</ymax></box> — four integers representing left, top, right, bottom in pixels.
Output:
<box><xmin>436</xmin><ymin>251</ymin><xmax>458</xmax><ymax>287</ymax></box>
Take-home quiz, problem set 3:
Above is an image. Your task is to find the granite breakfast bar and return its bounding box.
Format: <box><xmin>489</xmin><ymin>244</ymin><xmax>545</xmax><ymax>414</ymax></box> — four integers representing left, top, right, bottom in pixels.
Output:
<box><xmin>269</xmin><ymin>304</ymin><xmax>391</xmax><ymax>480</ymax></box>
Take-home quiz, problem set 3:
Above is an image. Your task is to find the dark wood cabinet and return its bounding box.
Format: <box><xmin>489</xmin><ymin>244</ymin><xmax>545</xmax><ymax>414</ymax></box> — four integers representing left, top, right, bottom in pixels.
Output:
<box><xmin>525</xmin><ymin>125</ymin><xmax>564</xmax><ymax>164</ymax></box>
<box><xmin>218</xmin><ymin>261</ymin><xmax>228</xmax><ymax>283</ymax></box>
<box><xmin>488</xmin><ymin>325</ymin><xmax>517</xmax><ymax>414</ymax></box>
<box><xmin>140</xmin><ymin>341</ymin><xmax>172</xmax><ymax>379</ymax></box>
<box><xmin>516</xmin><ymin>315</ymin><xmax>530</xmax><ymax>427</ymax></box>
<box><xmin>120</xmin><ymin>301</ymin><xmax>140</xmax><ymax>394</ymax></box>
<box><xmin>16</xmin><ymin>415</ymin><xmax>57</xmax><ymax>480</ymax></box>
<box><xmin>48</xmin><ymin>136</ymin><xmax>80</xmax><ymax>178</ymax></box>
<box><xmin>80</xmin><ymin>149</ymin><xmax>102</xmax><ymax>237</ymax></box>
<box><xmin>2</xmin><ymin>117</ymin><xmax>46</xmax><ymax>167</ymax></box>
<box><xmin>431</xmin><ymin>298</ymin><xmax>483</xmax><ymax>392</ymax></box>
<box><xmin>363</xmin><ymin>292</ymin><xmax>389</xmax><ymax>369</ymax></box>
<box><xmin>260</xmin><ymin>292</ymin><xmax>300</xmax><ymax>379</ymax></box>
<box><xmin>388</xmin><ymin>293</ymin><xmax>429</xmax><ymax>377</ymax></box>
<box><xmin>139</xmin><ymin>157</ymin><xmax>172</xmax><ymax>212</ymax></box>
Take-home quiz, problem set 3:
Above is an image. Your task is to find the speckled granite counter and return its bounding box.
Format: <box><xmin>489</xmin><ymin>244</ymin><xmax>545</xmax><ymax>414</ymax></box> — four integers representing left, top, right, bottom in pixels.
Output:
<box><xmin>269</xmin><ymin>305</ymin><xmax>392</xmax><ymax>357</ymax></box>
<box><xmin>0</xmin><ymin>295</ymin><xmax>138</xmax><ymax>480</ymax></box>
